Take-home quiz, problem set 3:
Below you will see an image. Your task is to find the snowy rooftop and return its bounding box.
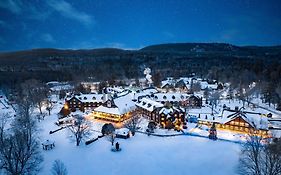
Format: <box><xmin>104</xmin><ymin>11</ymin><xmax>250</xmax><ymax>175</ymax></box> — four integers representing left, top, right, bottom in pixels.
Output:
<box><xmin>193</xmin><ymin>108</ymin><xmax>269</xmax><ymax>130</ymax></box>
<box><xmin>94</xmin><ymin>93</ymin><xmax>136</xmax><ymax>115</ymax></box>
<box><xmin>129</xmin><ymin>87</ymin><xmax>158</xmax><ymax>100</ymax></box>
<box><xmin>149</xmin><ymin>92</ymin><xmax>191</xmax><ymax>102</ymax></box>
<box><xmin>66</xmin><ymin>93</ymin><xmax>104</xmax><ymax>103</ymax></box>
<box><xmin>135</xmin><ymin>98</ymin><xmax>164</xmax><ymax>112</ymax></box>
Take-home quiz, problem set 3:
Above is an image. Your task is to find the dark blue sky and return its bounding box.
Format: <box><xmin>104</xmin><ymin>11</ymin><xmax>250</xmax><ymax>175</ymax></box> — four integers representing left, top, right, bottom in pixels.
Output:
<box><xmin>0</xmin><ymin>0</ymin><xmax>281</xmax><ymax>51</ymax></box>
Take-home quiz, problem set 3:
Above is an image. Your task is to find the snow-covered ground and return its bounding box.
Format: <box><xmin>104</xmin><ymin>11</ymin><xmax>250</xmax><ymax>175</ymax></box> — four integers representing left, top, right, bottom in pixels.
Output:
<box><xmin>37</xmin><ymin>103</ymin><xmax>240</xmax><ymax>175</ymax></box>
<box><xmin>2</xmin><ymin>87</ymin><xmax>280</xmax><ymax>175</ymax></box>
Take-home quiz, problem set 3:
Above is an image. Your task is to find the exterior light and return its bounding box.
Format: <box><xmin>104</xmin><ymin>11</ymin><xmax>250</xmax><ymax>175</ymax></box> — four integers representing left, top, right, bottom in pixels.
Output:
<box><xmin>64</xmin><ymin>104</ymin><xmax>69</xmax><ymax>110</ymax></box>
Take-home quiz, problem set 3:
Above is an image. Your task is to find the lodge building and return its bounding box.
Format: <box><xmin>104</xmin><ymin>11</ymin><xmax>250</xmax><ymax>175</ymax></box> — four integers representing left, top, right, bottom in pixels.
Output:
<box><xmin>64</xmin><ymin>93</ymin><xmax>104</xmax><ymax>112</ymax></box>
<box><xmin>136</xmin><ymin>98</ymin><xmax>186</xmax><ymax>129</ymax></box>
<box><xmin>92</xmin><ymin>93</ymin><xmax>137</xmax><ymax>122</ymax></box>
<box><xmin>145</xmin><ymin>93</ymin><xmax>202</xmax><ymax>108</ymax></box>
<box><xmin>195</xmin><ymin>109</ymin><xmax>269</xmax><ymax>136</ymax></box>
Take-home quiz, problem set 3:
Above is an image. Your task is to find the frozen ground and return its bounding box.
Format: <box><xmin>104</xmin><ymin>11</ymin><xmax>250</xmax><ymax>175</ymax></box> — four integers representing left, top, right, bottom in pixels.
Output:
<box><xmin>39</xmin><ymin>111</ymin><xmax>240</xmax><ymax>175</ymax></box>
<box><xmin>2</xmin><ymin>90</ymin><xmax>279</xmax><ymax>175</ymax></box>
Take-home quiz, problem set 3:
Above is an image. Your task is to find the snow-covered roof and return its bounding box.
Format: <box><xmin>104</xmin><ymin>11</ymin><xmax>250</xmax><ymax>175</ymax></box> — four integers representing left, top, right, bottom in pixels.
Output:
<box><xmin>135</xmin><ymin>98</ymin><xmax>164</xmax><ymax>112</ymax></box>
<box><xmin>115</xmin><ymin>128</ymin><xmax>130</xmax><ymax>136</ymax></box>
<box><xmin>106</xmin><ymin>86</ymin><xmax>125</xmax><ymax>93</ymax></box>
<box><xmin>94</xmin><ymin>93</ymin><xmax>136</xmax><ymax>115</ymax></box>
<box><xmin>161</xmin><ymin>77</ymin><xmax>192</xmax><ymax>88</ymax></box>
<box><xmin>66</xmin><ymin>94</ymin><xmax>104</xmax><ymax>103</ymax></box>
<box><xmin>200</xmin><ymin>81</ymin><xmax>218</xmax><ymax>90</ymax></box>
<box><xmin>195</xmin><ymin>108</ymin><xmax>269</xmax><ymax>130</ymax></box>
<box><xmin>94</xmin><ymin>105</ymin><xmax>121</xmax><ymax>115</ymax></box>
<box><xmin>149</xmin><ymin>93</ymin><xmax>191</xmax><ymax>102</ymax></box>
<box><xmin>159</xmin><ymin>107</ymin><xmax>174</xmax><ymax>115</ymax></box>
<box><xmin>130</xmin><ymin>87</ymin><xmax>158</xmax><ymax>100</ymax></box>
<box><xmin>158</xmin><ymin>106</ymin><xmax>183</xmax><ymax>115</ymax></box>
<box><xmin>50</xmin><ymin>84</ymin><xmax>74</xmax><ymax>91</ymax></box>
<box><xmin>221</xmin><ymin>110</ymin><xmax>268</xmax><ymax>130</ymax></box>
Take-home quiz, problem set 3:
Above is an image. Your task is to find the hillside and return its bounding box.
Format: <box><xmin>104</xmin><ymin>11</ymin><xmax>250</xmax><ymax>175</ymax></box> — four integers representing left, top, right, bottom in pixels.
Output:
<box><xmin>0</xmin><ymin>42</ymin><xmax>280</xmax><ymax>85</ymax></box>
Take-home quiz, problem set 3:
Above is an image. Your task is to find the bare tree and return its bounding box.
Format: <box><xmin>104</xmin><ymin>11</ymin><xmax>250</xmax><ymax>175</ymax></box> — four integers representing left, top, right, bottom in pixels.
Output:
<box><xmin>52</xmin><ymin>159</ymin><xmax>68</xmax><ymax>175</ymax></box>
<box><xmin>106</xmin><ymin>133</ymin><xmax>116</xmax><ymax>146</ymax></box>
<box><xmin>209</xmin><ymin>91</ymin><xmax>221</xmax><ymax>115</ymax></box>
<box><xmin>262</xmin><ymin>139</ymin><xmax>281</xmax><ymax>175</ymax></box>
<box><xmin>275</xmin><ymin>84</ymin><xmax>281</xmax><ymax>110</ymax></box>
<box><xmin>124</xmin><ymin>115</ymin><xmax>142</xmax><ymax>136</ymax></box>
<box><xmin>237</xmin><ymin>134</ymin><xmax>281</xmax><ymax>175</ymax></box>
<box><xmin>46</xmin><ymin>98</ymin><xmax>54</xmax><ymax>116</ymax></box>
<box><xmin>0</xmin><ymin>100</ymin><xmax>43</xmax><ymax>175</ymax></box>
<box><xmin>238</xmin><ymin>134</ymin><xmax>263</xmax><ymax>175</ymax></box>
<box><xmin>68</xmin><ymin>115</ymin><xmax>90</xmax><ymax>146</ymax></box>
<box><xmin>203</xmin><ymin>88</ymin><xmax>210</xmax><ymax>104</ymax></box>
<box><xmin>20</xmin><ymin>79</ymin><xmax>48</xmax><ymax>114</ymax></box>
<box><xmin>191</xmin><ymin>82</ymin><xmax>201</xmax><ymax>93</ymax></box>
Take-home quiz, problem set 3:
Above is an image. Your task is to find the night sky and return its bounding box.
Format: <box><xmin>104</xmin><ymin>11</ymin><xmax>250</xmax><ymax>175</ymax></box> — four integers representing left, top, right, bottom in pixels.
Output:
<box><xmin>0</xmin><ymin>0</ymin><xmax>281</xmax><ymax>51</ymax></box>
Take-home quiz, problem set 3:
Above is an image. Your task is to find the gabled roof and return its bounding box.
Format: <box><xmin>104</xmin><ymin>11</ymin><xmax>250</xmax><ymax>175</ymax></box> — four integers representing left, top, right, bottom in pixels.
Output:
<box><xmin>66</xmin><ymin>93</ymin><xmax>104</xmax><ymax>103</ymax></box>
<box><xmin>158</xmin><ymin>106</ymin><xmax>183</xmax><ymax>115</ymax></box>
<box><xmin>94</xmin><ymin>93</ymin><xmax>136</xmax><ymax>115</ymax></box>
<box><xmin>196</xmin><ymin>108</ymin><xmax>269</xmax><ymax>130</ymax></box>
<box><xmin>149</xmin><ymin>93</ymin><xmax>191</xmax><ymax>102</ymax></box>
<box><xmin>135</xmin><ymin>98</ymin><xmax>164</xmax><ymax>112</ymax></box>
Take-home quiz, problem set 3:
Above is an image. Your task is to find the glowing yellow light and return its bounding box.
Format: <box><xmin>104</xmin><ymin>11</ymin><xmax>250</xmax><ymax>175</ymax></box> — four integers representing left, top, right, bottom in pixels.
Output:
<box><xmin>64</xmin><ymin>104</ymin><xmax>69</xmax><ymax>110</ymax></box>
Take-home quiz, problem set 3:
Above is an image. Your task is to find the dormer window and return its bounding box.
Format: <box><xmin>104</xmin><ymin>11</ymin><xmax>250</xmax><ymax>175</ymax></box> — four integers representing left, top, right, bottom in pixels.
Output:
<box><xmin>163</xmin><ymin>95</ymin><xmax>167</xmax><ymax>100</ymax></box>
<box><xmin>92</xmin><ymin>96</ymin><xmax>96</xmax><ymax>100</ymax></box>
<box><xmin>84</xmin><ymin>97</ymin><xmax>87</xmax><ymax>100</ymax></box>
<box><xmin>107</xmin><ymin>101</ymin><xmax>112</xmax><ymax>108</ymax></box>
<box><xmin>172</xmin><ymin>95</ymin><xmax>175</xmax><ymax>99</ymax></box>
<box><xmin>147</xmin><ymin>103</ymin><xmax>152</xmax><ymax>108</ymax></box>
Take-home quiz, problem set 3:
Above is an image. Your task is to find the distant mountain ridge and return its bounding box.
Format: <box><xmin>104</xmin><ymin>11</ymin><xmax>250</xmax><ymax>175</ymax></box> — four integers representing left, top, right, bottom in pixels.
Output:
<box><xmin>140</xmin><ymin>43</ymin><xmax>281</xmax><ymax>56</ymax></box>
<box><xmin>0</xmin><ymin>42</ymin><xmax>280</xmax><ymax>84</ymax></box>
<box><xmin>1</xmin><ymin>42</ymin><xmax>281</xmax><ymax>59</ymax></box>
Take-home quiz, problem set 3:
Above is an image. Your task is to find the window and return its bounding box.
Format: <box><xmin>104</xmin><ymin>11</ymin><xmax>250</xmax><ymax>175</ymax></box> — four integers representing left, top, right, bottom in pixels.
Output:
<box><xmin>92</xmin><ymin>97</ymin><xmax>96</xmax><ymax>100</ymax></box>
<box><xmin>163</xmin><ymin>95</ymin><xmax>167</xmax><ymax>100</ymax></box>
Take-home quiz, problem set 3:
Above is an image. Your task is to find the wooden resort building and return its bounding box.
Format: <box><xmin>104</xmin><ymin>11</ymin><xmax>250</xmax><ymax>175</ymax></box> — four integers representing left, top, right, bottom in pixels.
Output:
<box><xmin>145</xmin><ymin>93</ymin><xmax>202</xmax><ymax>108</ymax></box>
<box><xmin>92</xmin><ymin>93</ymin><xmax>137</xmax><ymax>122</ymax></box>
<box><xmin>136</xmin><ymin>98</ymin><xmax>186</xmax><ymax>129</ymax></box>
<box><xmin>195</xmin><ymin>108</ymin><xmax>269</xmax><ymax>136</ymax></box>
<box><xmin>64</xmin><ymin>93</ymin><xmax>104</xmax><ymax>112</ymax></box>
